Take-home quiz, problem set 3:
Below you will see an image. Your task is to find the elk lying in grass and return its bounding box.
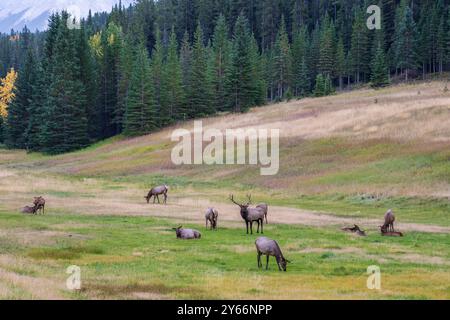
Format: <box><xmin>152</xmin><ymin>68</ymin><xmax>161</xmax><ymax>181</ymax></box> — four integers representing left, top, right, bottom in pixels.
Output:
<box><xmin>145</xmin><ymin>185</ymin><xmax>168</xmax><ymax>204</ymax></box>
<box><xmin>205</xmin><ymin>208</ymin><xmax>219</xmax><ymax>230</ymax></box>
<box><xmin>341</xmin><ymin>224</ymin><xmax>366</xmax><ymax>236</ymax></box>
<box><xmin>230</xmin><ymin>194</ymin><xmax>265</xmax><ymax>234</ymax></box>
<box><xmin>380</xmin><ymin>209</ymin><xmax>395</xmax><ymax>232</ymax></box>
<box><xmin>33</xmin><ymin>196</ymin><xmax>45</xmax><ymax>215</ymax></box>
<box><xmin>172</xmin><ymin>226</ymin><xmax>201</xmax><ymax>239</ymax></box>
<box><xmin>21</xmin><ymin>205</ymin><xmax>37</xmax><ymax>214</ymax></box>
<box><xmin>380</xmin><ymin>228</ymin><xmax>404</xmax><ymax>237</ymax></box>
<box><xmin>255</xmin><ymin>237</ymin><xmax>290</xmax><ymax>271</ymax></box>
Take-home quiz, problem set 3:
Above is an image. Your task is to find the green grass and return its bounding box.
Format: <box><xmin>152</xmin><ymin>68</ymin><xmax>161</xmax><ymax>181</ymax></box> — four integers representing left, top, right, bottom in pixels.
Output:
<box><xmin>0</xmin><ymin>210</ymin><xmax>448</xmax><ymax>299</ymax></box>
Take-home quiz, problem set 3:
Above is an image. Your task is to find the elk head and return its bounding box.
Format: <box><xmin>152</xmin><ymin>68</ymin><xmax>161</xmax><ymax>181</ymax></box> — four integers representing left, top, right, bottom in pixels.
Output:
<box><xmin>229</xmin><ymin>194</ymin><xmax>252</xmax><ymax>217</ymax></box>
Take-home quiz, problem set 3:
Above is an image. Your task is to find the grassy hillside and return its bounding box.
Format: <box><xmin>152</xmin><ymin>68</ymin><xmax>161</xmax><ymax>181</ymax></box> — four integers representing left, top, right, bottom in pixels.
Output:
<box><xmin>0</xmin><ymin>81</ymin><xmax>449</xmax><ymax>299</ymax></box>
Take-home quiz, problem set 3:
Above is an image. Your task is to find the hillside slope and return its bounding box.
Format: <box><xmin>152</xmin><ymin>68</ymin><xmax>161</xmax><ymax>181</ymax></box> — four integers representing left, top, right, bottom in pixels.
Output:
<box><xmin>11</xmin><ymin>81</ymin><xmax>449</xmax><ymax>199</ymax></box>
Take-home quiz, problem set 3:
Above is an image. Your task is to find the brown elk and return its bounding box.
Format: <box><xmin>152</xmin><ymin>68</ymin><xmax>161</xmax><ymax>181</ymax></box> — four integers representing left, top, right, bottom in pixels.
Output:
<box><xmin>230</xmin><ymin>194</ymin><xmax>265</xmax><ymax>235</ymax></box>
<box><xmin>205</xmin><ymin>208</ymin><xmax>219</xmax><ymax>230</ymax></box>
<box><xmin>33</xmin><ymin>196</ymin><xmax>45</xmax><ymax>215</ymax></box>
<box><xmin>145</xmin><ymin>185</ymin><xmax>168</xmax><ymax>204</ymax></box>
<box><xmin>380</xmin><ymin>209</ymin><xmax>395</xmax><ymax>232</ymax></box>
<box><xmin>255</xmin><ymin>237</ymin><xmax>291</xmax><ymax>271</ymax></box>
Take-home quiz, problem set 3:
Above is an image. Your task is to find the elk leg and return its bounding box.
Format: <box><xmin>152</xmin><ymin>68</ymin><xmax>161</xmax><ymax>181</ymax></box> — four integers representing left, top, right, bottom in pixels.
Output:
<box><xmin>256</xmin><ymin>220</ymin><xmax>260</xmax><ymax>233</ymax></box>
<box><xmin>246</xmin><ymin>221</ymin><xmax>249</xmax><ymax>234</ymax></box>
<box><xmin>156</xmin><ymin>195</ymin><xmax>160</xmax><ymax>204</ymax></box>
<box><xmin>257</xmin><ymin>252</ymin><xmax>261</xmax><ymax>268</ymax></box>
<box><xmin>266</xmin><ymin>255</ymin><xmax>269</xmax><ymax>270</ymax></box>
<box><xmin>261</xmin><ymin>219</ymin><xmax>264</xmax><ymax>234</ymax></box>
<box><xmin>153</xmin><ymin>195</ymin><xmax>156</xmax><ymax>204</ymax></box>
<box><xmin>164</xmin><ymin>193</ymin><xmax>167</xmax><ymax>204</ymax></box>
<box><xmin>250</xmin><ymin>221</ymin><xmax>253</xmax><ymax>234</ymax></box>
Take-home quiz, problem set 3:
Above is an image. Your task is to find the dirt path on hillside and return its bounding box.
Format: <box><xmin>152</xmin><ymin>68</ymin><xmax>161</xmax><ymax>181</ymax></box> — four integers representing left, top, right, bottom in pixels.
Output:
<box><xmin>0</xmin><ymin>167</ymin><xmax>448</xmax><ymax>234</ymax></box>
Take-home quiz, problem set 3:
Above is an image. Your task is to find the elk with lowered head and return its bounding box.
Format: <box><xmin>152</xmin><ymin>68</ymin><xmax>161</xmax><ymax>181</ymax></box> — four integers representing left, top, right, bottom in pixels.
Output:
<box><xmin>205</xmin><ymin>208</ymin><xmax>219</xmax><ymax>230</ymax></box>
<box><xmin>173</xmin><ymin>226</ymin><xmax>201</xmax><ymax>239</ymax></box>
<box><xmin>255</xmin><ymin>237</ymin><xmax>290</xmax><ymax>271</ymax></box>
<box><xmin>33</xmin><ymin>196</ymin><xmax>46</xmax><ymax>215</ymax></box>
<box><xmin>380</xmin><ymin>209</ymin><xmax>395</xmax><ymax>232</ymax></box>
<box><xmin>230</xmin><ymin>194</ymin><xmax>265</xmax><ymax>235</ymax></box>
<box><xmin>145</xmin><ymin>185</ymin><xmax>169</xmax><ymax>204</ymax></box>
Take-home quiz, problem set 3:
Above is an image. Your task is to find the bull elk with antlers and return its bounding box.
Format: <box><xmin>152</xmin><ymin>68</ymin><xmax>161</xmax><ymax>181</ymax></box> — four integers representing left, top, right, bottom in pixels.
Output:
<box><xmin>230</xmin><ymin>194</ymin><xmax>266</xmax><ymax>235</ymax></box>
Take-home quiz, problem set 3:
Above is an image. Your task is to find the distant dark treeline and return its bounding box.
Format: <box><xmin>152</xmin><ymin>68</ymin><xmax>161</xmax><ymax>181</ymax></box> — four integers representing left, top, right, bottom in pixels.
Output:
<box><xmin>0</xmin><ymin>0</ymin><xmax>448</xmax><ymax>154</ymax></box>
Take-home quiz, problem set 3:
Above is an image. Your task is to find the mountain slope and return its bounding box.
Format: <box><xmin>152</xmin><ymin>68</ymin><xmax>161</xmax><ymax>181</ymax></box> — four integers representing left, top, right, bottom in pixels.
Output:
<box><xmin>0</xmin><ymin>0</ymin><xmax>132</xmax><ymax>33</ymax></box>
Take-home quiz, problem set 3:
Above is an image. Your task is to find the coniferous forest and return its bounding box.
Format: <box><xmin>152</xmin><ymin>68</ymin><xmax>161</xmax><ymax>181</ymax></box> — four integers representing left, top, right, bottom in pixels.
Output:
<box><xmin>0</xmin><ymin>0</ymin><xmax>449</xmax><ymax>154</ymax></box>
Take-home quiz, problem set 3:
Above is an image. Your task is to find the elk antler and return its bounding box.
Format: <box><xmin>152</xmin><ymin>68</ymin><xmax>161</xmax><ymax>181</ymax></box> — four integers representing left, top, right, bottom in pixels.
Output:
<box><xmin>229</xmin><ymin>194</ymin><xmax>241</xmax><ymax>206</ymax></box>
<box><xmin>246</xmin><ymin>194</ymin><xmax>252</xmax><ymax>205</ymax></box>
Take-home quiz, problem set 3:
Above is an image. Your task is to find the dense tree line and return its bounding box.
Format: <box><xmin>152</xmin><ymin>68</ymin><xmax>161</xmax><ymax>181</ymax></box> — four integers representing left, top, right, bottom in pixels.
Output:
<box><xmin>0</xmin><ymin>0</ymin><xmax>449</xmax><ymax>153</ymax></box>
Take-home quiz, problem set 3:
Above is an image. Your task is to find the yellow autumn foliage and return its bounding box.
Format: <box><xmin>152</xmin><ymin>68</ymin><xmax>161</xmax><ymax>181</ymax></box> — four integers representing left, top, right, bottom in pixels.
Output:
<box><xmin>0</xmin><ymin>68</ymin><xmax>17</xmax><ymax>118</ymax></box>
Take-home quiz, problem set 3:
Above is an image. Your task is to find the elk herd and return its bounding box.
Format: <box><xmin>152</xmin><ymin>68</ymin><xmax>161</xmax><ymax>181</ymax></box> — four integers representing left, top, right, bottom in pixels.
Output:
<box><xmin>20</xmin><ymin>184</ymin><xmax>405</xmax><ymax>272</ymax></box>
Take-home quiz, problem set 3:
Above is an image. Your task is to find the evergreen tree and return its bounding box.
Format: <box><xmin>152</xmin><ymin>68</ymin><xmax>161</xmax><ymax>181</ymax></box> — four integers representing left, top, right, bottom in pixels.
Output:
<box><xmin>210</xmin><ymin>15</ymin><xmax>230</xmax><ymax>112</ymax></box>
<box><xmin>335</xmin><ymin>37</ymin><xmax>346</xmax><ymax>90</ymax></box>
<box><xmin>124</xmin><ymin>43</ymin><xmax>156</xmax><ymax>136</ymax></box>
<box><xmin>189</xmin><ymin>23</ymin><xmax>213</xmax><ymax>118</ymax></box>
<box><xmin>314</xmin><ymin>74</ymin><xmax>325</xmax><ymax>97</ymax></box>
<box><xmin>370</xmin><ymin>44</ymin><xmax>389</xmax><ymax>88</ymax></box>
<box><xmin>163</xmin><ymin>27</ymin><xmax>186</xmax><ymax>122</ymax></box>
<box><xmin>5</xmin><ymin>49</ymin><xmax>35</xmax><ymax>149</ymax></box>
<box><xmin>292</xmin><ymin>26</ymin><xmax>309</xmax><ymax>96</ymax></box>
<box><xmin>116</xmin><ymin>35</ymin><xmax>134</xmax><ymax>136</ymax></box>
<box><xmin>226</xmin><ymin>14</ymin><xmax>254</xmax><ymax>113</ymax></box>
<box><xmin>25</xmin><ymin>61</ymin><xmax>46</xmax><ymax>151</ymax></box>
<box><xmin>273</xmin><ymin>16</ymin><xmax>292</xmax><ymax>100</ymax></box>
<box><xmin>41</xmin><ymin>12</ymin><xmax>89</xmax><ymax>154</ymax></box>
<box><xmin>394</xmin><ymin>4</ymin><xmax>418</xmax><ymax>80</ymax></box>
<box><xmin>151</xmin><ymin>26</ymin><xmax>165</xmax><ymax>126</ymax></box>
<box><xmin>349</xmin><ymin>6</ymin><xmax>370</xmax><ymax>83</ymax></box>
<box><xmin>318</xmin><ymin>14</ymin><xmax>335</xmax><ymax>77</ymax></box>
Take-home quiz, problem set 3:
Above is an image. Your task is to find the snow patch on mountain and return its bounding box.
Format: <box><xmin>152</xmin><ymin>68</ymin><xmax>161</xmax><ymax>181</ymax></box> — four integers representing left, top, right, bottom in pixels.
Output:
<box><xmin>0</xmin><ymin>0</ymin><xmax>133</xmax><ymax>33</ymax></box>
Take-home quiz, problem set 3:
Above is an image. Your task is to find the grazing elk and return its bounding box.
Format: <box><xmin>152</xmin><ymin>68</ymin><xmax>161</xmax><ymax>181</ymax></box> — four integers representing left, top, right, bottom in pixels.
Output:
<box><xmin>145</xmin><ymin>185</ymin><xmax>169</xmax><ymax>204</ymax></box>
<box><xmin>380</xmin><ymin>209</ymin><xmax>395</xmax><ymax>232</ymax></box>
<box><xmin>205</xmin><ymin>208</ymin><xmax>219</xmax><ymax>230</ymax></box>
<box><xmin>230</xmin><ymin>195</ymin><xmax>266</xmax><ymax>235</ymax></box>
<box><xmin>21</xmin><ymin>205</ymin><xmax>37</xmax><ymax>214</ymax></box>
<box><xmin>33</xmin><ymin>196</ymin><xmax>46</xmax><ymax>215</ymax></box>
<box><xmin>255</xmin><ymin>237</ymin><xmax>290</xmax><ymax>271</ymax></box>
<box><xmin>172</xmin><ymin>226</ymin><xmax>201</xmax><ymax>239</ymax></box>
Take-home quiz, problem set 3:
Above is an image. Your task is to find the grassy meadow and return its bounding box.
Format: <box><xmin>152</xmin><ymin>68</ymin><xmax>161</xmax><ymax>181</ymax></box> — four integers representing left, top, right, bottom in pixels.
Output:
<box><xmin>0</xmin><ymin>81</ymin><xmax>449</xmax><ymax>299</ymax></box>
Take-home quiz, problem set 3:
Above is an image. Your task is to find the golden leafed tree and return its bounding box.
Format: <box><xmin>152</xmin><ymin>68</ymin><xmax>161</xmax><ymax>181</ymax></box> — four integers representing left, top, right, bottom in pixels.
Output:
<box><xmin>0</xmin><ymin>68</ymin><xmax>18</xmax><ymax>118</ymax></box>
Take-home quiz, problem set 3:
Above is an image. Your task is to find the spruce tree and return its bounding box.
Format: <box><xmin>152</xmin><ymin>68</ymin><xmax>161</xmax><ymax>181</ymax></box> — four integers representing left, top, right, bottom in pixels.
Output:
<box><xmin>394</xmin><ymin>4</ymin><xmax>418</xmax><ymax>80</ymax></box>
<box><xmin>335</xmin><ymin>37</ymin><xmax>346</xmax><ymax>90</ymax></box>
<box><xmin>189</xmin><ymin>23</ymin><xmax>213</xmax><ymax>118</ymax></box>
<box><xmin>273</xmin><ymin>16</ymin><xmax>292</xmax><ymax>100</ymax></box>
<box><xmin>371</xmin><ymin>44</ymin><xmax>389</xmax><ymax>88</ymax></box>
<box><xmin>292</xmin><ymin>26</ymin><xmax>309</xmax><ymax>96</ymax></box>
<box><xmin>5</xmin><ymin>49</ymin><xmax>35</xmax><ymax>149</ymax></box>
<box><xmin>151</xmin><ymin>27</ymin><xmax>165</xmax><ymax>126</ymax></box>
<box><xmin>25</xmin><ymin>61</ymin><xmax>46</xmax><ymax>151</ymax></box>
<box><xmin>226</xmin><ymin>14</ymin><xmax>254</xmax><ymax>113</ymax></box>
<box><xmin>210</xmin><ymin>15</ymin><xmax>230</xmax><ymax>112</ymax></box>
<box><xmin>318</xmin><ymin>14</ymin><xmax>335</xmax><ymax>77</ymax></box>
<box><xmin>163</xmin><ymin>27</ymin><xmax>186</xmax><ymax>122</ymax></box>
<box><xmin>41</xmin><ymin>12</ymin><xmax>88</xmax><ymax>154</ymax></box>
<box><xmin>124</xmin><ymin>43</ymin><xmax>156</xmax><ymax>136</ymax></box>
